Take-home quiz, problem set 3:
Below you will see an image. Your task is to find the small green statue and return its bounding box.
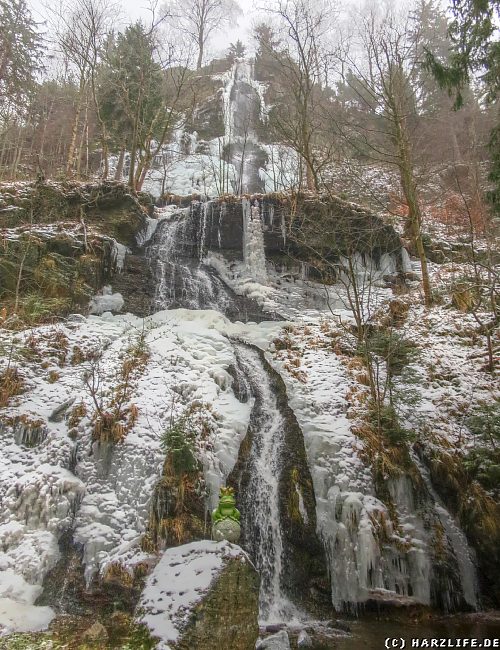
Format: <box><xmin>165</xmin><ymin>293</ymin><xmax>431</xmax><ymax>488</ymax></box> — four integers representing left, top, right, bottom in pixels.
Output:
<box><xmin>211</xmin><ymin>486</ymin><xmax>241</xmax><ymax>543</ymax></box>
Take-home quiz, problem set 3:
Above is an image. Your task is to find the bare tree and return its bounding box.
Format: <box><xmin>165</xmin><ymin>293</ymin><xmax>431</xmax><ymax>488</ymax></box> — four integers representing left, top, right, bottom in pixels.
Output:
<box><xmin>336</xmin><ymin>6</ymin><xmax>433</xmax><ymax>306</ymax></box>
<box><xmin>260</xmin><ymin>0</ymin><xmax>339</xmax><ymax>192</ymax></box>
<box><xmin>49</xmin><ymin>0</ymin><xmax>115</xmax><ymax>178</ymax></box>
<box><xmin>163</xmin><ymin>0</ymin><xmax>241</xmax><ymax>70</ymax></box>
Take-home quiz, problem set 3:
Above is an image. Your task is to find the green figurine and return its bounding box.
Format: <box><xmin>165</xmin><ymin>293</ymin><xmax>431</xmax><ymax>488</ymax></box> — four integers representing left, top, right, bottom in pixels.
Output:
<box><xmin>211</xmin><ymin>486</ymin><xmax>241</xmax><ymax>543</ymax></box>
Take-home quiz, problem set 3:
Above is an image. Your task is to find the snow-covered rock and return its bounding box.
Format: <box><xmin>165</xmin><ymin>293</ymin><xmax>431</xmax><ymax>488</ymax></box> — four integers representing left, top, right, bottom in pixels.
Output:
<box><xmin>256</xmin><ymin>630</ymin><xmax>291</xmax><ymax>650</ymax></box>
<box><xmin>137</xmin><ymin>540</ymin><xmax>259</xmax><ymax>650</ymax></box>
<box><xmin>88</xmin><ymin>285</ymin><xmax>124</xmax><ymax>314</ymax></box>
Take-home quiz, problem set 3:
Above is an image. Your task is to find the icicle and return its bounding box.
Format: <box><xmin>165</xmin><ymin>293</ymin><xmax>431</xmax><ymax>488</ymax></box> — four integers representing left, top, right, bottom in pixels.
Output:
<box><xmin>281</xmin><ymin>211</ymin><xmax>286</xmax><ymax>245</ymax></box>
<box><xmin>401</xmin><ymin>247</ymin><xmax>413</xmax><ymax>273</ymax></box>
<box><xmin>111</xmin><ymin>240</ymin><xmax>130</xmax><ymax>273</ymax></box>
<box><xmin>199</xmin><ymin>201</ymin><xmax>210</xmax><ymax>261</ymax></box>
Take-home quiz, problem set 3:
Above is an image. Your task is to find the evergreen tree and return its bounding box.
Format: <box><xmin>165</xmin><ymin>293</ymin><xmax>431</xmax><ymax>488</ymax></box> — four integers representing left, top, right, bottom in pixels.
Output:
<box><xmin>98</xmin><ymin>23</ymin><xmax>166</xmax><ymax>189</ymax></box>
<box><xmin>227</xmin><ymin>39</ymin><xmax>246</xmax><ymax>62</ymax></box>
<box><xmin>0</xmin><ymin>0</ymin><xmax>43</xmax><ymax>119</ymax></box>
<box><xmin>425</xmin><ymin>0</ymin><xmax>499</xmax><ymax>214</ymax></box>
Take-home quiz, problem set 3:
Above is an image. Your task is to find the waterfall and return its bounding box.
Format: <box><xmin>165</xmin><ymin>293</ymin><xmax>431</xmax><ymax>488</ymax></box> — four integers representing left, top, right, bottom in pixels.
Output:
<box><xmin>225</xmin><ymin>59</ymin><xmax>267</xmax><ymax>194</ymax></box>
<box><xmin>242</xmin><ymin>198</ymin><xmax>267</xmax><ymax>283</ymax></box>
<box><xmin>412</xmin><ymin>454</ymin><xmax>479</xmax><ymax>609</ymax></box>
<box><xmin>147</xmin><ymin>210</ymin><xmax>231</xmax><ymax>313</ymax></box>
<box><xmin>233</xmin><ymin>345</ymin><xmax>295</xmax><ymax>624</ymax></box>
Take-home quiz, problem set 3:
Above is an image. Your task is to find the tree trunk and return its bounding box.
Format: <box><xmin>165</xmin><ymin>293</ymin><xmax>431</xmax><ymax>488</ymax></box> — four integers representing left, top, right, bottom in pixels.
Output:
<box><xmin>305</xmin><ymin>157</ymin><xmax>316</xmax><ymax>192</ymax></box>
<box><xmin>197</xmin><ymin>27</ymin><xmax>204</xmax><ymax>69</ymax></box>
<box><xmin>399</xmin><ymin>165</ymin><xmax>432</xmax><ymax>307</ymax></box>
<box><xmin>76</xmin><ymin>102</ymin><xmax>88</xmax><ymax>178</ymax></box>
<box><xmin>115</xmin><ymin>148</ymin><xmax>125</xmax><ymax>181</ymax></box>
<box><xmin>392</xmin><ymin>101</ymin><xmax>432</xmax><ymax>307</ymax></box>
<box><xmin>66</xmin><ymin>80</ymin><xmax>86</xmax><ymax>177</ymax></box>
<box><xmin>128</xmin><ymin>139</ymin><xmax>137</xmax><ymax>190</ymax></box>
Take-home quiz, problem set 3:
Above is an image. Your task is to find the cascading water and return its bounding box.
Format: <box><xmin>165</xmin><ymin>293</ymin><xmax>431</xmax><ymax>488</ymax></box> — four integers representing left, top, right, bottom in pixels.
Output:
<box><xmin>232</xmin><ymin>345</ymin><xmax>294</xmax><ymax>623</ymax></box>
<box><xmin>225</xmin><ymin>59</ymin><xmax>267</xmax><ymax>194</ymax></box>
<box><xmin>147</xmin><ymin>207</ymin><xmax>232</xmax><ymax>314</ymax></box>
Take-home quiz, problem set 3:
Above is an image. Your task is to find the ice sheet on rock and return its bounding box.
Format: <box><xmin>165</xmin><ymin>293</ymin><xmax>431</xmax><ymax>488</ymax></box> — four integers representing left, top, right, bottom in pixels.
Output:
<box><xmin>111</xmin><ymin>240</ymin><xmax>130</xmax><ymax>272</ymax></box>
<box><xmin>137</xmin><ymin>541</ymin><xmax>246</xmax><ymax>648</ymax></box>
<box><xmin>1</xmin><ymin>311</ymin><xmax>267</xmax><ymax>625</ymax></box>
<box><xmin>266</xmin><ymin>323</ymin><xmax>428</xmax><ymax>610</ymax></box>
<box><xmin>0</xmin><ymin>457</ymin><xmax>82</xmax><ymax>632</ymax></box>
<box><xmin>88</xmin><ymin>285</ymin><xmax>124</xmax><ymax>314</ymax></box>
<box><xmin>242</xmin><ymin>198</ymin><xmax>267</xmax><ymax>283</ymax></box>
<box><xmin>67</xmin><ymin>310</ymin><xmax>280</xmax><ymax>583</ymax></box>
<box><xmin>143</xmin><ymin>152</ymin><xmax>237</xmax><ymax>198</ymax></box>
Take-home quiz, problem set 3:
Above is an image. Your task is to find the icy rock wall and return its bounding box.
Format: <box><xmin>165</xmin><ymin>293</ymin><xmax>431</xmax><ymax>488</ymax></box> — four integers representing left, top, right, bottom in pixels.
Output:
<box><xmin>265</xmin><ymin>331</ymin><xmax>478</xmax><ymax>613</ymax></box>
<box><xmin>0</xmin><ymin>418</ymin><xmax>85</xmax><ymax>633</ymax></box>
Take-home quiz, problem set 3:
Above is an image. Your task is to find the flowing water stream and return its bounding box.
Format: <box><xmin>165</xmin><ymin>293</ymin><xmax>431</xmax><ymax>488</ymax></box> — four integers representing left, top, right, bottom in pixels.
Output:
<box><xmin>233</xmin><ymin>345</ymin><xmax>294</xmax><ymax>624</ymax></box>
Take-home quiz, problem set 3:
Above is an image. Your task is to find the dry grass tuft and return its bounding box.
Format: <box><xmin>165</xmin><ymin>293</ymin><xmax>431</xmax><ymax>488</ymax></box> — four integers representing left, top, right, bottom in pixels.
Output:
<box><xmin>0</xmin><ymin>366</ymin><xmax>25</xmax><ymax>407</ymax></box>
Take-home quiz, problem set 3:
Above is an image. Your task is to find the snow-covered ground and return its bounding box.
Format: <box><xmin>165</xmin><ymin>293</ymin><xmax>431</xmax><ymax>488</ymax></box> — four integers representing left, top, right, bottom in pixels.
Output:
<box><xmin>0</xmin><ymin>308</ymin><xmax>282</xmax><ymax>634</ymax></box>
<box><xmin>0</xmin><ymin>250</ymin><xmax>495</xmax><ymax>634</ymax></box>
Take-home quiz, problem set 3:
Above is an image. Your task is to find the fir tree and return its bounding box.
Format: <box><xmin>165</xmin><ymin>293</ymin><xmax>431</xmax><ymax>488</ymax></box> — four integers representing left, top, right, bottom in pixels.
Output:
<box><xmin>424</xmin><ymin>0</ymin><xmax>500</xmax><ymax>214</ymax></box>
<box><xmin>0</xmin><ymin>0</ymin><xmax>43</xmax><ymax>119</ymax></box>
<box><xmin>97</xmin><ymin>23</ymin><xmax>166</xmax><ymax>189</ymax></box>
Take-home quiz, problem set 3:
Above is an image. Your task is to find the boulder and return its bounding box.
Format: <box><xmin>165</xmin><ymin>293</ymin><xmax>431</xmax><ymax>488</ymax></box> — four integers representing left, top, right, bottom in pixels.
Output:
<box><xmin>256</xmin><ymin>630</ymin><xmax>291</xmax><ymax>649</ymax></box>
<box><xmin>137</xmin><ymin>540</ymin><xmax>259</xmax><ymax>650</ymax></box>
<box><xmin>81</xmin><ymin>621</ymin><xmax>108</xmax><ymax>643</ymax></box>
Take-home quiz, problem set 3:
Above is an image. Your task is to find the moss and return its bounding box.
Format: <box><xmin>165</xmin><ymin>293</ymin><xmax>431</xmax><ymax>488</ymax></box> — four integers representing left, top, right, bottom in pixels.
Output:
<box><xmin>173</xmin><ymin>556</ymin><xmax>259</xmax><ymax>650</ymax></box>
<box><xmin>288</xmin><ymin>468</ymin><xmax>305</xmax><ymax>525</ymax></box>
<box><xmin>0</xmin><ymin>620</ymin><xmax>157</xmax><ymax>650</ymax></box>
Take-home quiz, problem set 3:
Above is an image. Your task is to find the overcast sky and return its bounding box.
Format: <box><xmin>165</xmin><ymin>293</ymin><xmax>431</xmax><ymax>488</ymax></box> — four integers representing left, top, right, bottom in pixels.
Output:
<box><xmin>28</xmin><ymin>0</ymin><xmax>262</xmax><ymax>60</ymax></box>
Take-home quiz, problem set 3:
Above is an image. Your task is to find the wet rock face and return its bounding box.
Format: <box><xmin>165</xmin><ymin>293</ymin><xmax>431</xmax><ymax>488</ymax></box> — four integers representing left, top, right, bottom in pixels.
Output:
<box><xmin>228</xmin><ymin>345</ymin><xmax>330</xmax><ymax>619</ymax></box>
<box><xmin>111</xmin><ymin>254</ymin><xmax>155</xmax><ymax>317</ymax></box>
<box><xmin>263</xmin><ymin>354</ymin><xmax>331</xmax><ymax>615</ymax></box>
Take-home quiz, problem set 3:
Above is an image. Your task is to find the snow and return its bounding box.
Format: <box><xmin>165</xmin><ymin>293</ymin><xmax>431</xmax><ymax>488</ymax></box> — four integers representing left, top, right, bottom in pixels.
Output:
<box><xmin>0</xmin><ymin>458</ymin><xmax>83</xmax><ymax>634</ymax></box>
<box><xmin>0</xmin><ymin>307</ymin><xmax>283</xmax><ymax>631</ymax></box>
<box><xmin>142</xmin><ymin>149</ymin><xmax>238</xmax><ymax>198</ymax></box>
<box><xmin>88</xmin><ymin>285</ymin><xmax>124</xmax><ymax>314</ymax></box>
<box><xmin>138</xmin><ymin>540</ymin><xmax>247</xmax><ymax>649</ymax></box>
<box><xmin>260</xmin><ymin>144</ymin><xmax>301</xmax><ymax>193</ymax></box>
<box><xmin>0</xmin><ymin>599</ymin><xmax>55</xmax><ymax>634</ymax></box>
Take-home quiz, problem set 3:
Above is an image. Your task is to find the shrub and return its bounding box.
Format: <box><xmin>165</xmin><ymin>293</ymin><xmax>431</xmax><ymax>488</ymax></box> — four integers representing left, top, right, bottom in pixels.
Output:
<box><xmin>364</xmin><ymin>330</ymin><xmax>419</xmax><ymax>374</ymax></box>
<box><xmin>0</xmin><ymin>366</ymin><xmax>25</xmax><ymax>407</ymax></box>
<box><xmin>161</xmin><ymin>418</ymin><xmax>198</xmax><ymax>477</ymax></box>
<box><xmin>464</xmin><ymin>403</ymin><xmax>500</xmax><ymax>492</ymax></box>
<box><xmin>87</xmin><ymin>332</ymin><xmax>150</xmax><ymax>444</ymax></box>
<box><xmin>466</xmin><ymin>403</ymin><xmax>500</xmax><ymax>446</ymax></box>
